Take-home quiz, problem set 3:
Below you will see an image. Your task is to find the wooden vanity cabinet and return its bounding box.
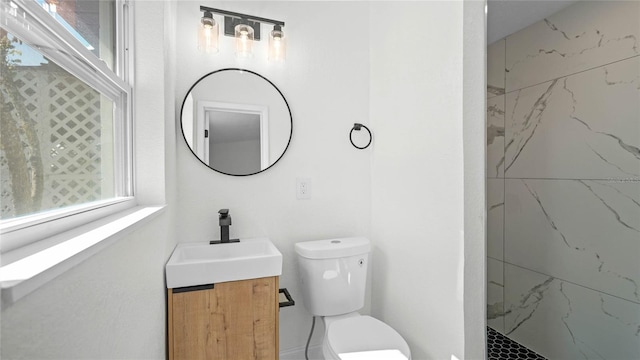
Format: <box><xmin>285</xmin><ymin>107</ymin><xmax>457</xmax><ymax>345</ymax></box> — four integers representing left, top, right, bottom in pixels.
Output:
<box><xmin>168</xmin><ymin>276</ymin><xmax>279</xmax><ymax>360</ymax></box>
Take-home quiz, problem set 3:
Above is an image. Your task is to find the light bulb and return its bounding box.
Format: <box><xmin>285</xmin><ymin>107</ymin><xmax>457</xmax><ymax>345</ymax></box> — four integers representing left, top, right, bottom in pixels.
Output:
<box><xmin>198</xmin><ymin>12</ymin><xmax>219</xmax><ymax>53</ymax></box>
<box><xmin>235</xmin><ymin>24</ymin><xmax>254</xmax><ymax>58</ymax></box>
<box><xmin>268</xmin><ymin>25</ymin><xmax>286</xmax><ymax>62</ymax></box>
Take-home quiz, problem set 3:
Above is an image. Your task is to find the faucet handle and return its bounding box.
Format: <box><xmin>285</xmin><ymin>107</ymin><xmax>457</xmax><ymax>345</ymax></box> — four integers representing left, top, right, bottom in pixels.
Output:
<box><xmin>219</xmin><ymin>209</ymin><xmax>229</xmax><ymax>217</ymax></box>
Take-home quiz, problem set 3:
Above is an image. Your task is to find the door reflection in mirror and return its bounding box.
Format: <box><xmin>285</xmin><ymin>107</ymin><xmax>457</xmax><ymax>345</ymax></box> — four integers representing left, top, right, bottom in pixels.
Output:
<box><xmin>180</xmin><ymin>69</ymin><xmax>292</xmax><ymax>176</ymax></box>
<box><xmin>208</xmin><ymin>111</ymin><xmax>261</xmax><ymax>174</ymax></box>
<box><xmin>202</xmin><ymin>104</ymin><xmax>268</xmax><ymax>174</ymax></box>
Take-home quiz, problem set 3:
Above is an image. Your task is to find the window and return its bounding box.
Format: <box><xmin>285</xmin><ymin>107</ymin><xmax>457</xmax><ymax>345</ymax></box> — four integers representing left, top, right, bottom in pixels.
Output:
<box><xmin>0</xmin><ymin>0</ymin><xmax>133</xmax><ymax>253</ymax></box>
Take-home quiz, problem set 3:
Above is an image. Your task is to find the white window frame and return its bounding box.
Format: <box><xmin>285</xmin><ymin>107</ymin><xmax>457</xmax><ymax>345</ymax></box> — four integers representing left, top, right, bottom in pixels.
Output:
<box><xmin>0</xmin><ymin>0</ymin><xmax>136</xmax><ymax>255</ymax></box>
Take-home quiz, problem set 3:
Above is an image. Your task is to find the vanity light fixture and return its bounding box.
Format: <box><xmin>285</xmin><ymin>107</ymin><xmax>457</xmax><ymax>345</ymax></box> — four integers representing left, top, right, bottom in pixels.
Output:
<box><xmin>199</xmin><ymin>6</ymin><xmax>286</xmax><ymax>61</ymax></box>
<box><xmin>198</xmin><ymin>11</ymin><xmax>219</xmax><ymax>54</ymax></box>
<box><xmin>234</xmin><ymin>21</ymin><xmax>254</xmax><ymax>58</ymax></box>
<box><xmin>268</xmin><ymin>24</ymin><xmax>286</xmax><ymax>62</ymax></box>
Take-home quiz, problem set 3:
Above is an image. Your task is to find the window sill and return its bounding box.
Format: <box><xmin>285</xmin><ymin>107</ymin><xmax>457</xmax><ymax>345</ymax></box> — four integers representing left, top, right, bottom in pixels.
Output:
<box><xmin>0</xmin><ymin>205</ymin><xmax>165</xmax><ymax>308</ymax></box>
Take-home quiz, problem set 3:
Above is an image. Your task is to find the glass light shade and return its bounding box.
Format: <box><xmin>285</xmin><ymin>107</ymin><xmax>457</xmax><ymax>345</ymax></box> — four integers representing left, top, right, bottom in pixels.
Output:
<box><xmin>234</xmin><ymin>24</ymin><xmax>254</xmax><ymax>58</ymax></box>
<box><xmin>268</xmin><ymin>26</ymin><xmax>286</xmax><ymax>62</ymax></box>
<box><xmin>198</xmin><ymin>13</ymin><xmax>219</xmax><ymax>53</ymax></box>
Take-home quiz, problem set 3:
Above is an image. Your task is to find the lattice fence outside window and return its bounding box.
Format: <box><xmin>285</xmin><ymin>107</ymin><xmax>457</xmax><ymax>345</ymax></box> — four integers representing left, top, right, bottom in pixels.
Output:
<box><xmin>1</xmin><ymin>65</ymin><xmax>111</xmax><ymax>219</ymax></box>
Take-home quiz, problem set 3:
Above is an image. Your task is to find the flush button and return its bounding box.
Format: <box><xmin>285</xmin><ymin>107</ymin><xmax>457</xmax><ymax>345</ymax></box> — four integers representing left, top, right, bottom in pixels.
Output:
<box><xmin>331</xmin><ymin>240</ymin><xmax>341</xmax><ymax>244</ymax></box>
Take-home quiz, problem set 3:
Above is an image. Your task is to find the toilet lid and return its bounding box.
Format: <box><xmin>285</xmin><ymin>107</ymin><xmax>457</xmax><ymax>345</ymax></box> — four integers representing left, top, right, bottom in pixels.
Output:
<box><xmin>327</xmin><ymin>316</ymin><xmax>410</xmax><ymax>358</ymax></box>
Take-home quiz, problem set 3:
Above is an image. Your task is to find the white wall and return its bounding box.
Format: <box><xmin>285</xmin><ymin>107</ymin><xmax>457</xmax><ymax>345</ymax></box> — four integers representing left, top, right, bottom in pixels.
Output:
<box><xmin>174</xmin><ymin>1</ymin><xmax>372</xmax><ymax>352</ymax></box>
<box><xmin>463</xmin><ymin>1</ymin><xmax>487</xmax><ymax>358</ymax></box>
<box><xmin>0</xmin><ymin>1</ymin><xmax>179</xmax><ymax>358</ymax></box>
<box><xmin>0</xmin><ymin>1</ymin><xmax>486</xmax><ymax>358</ymax></box>
<box><xmin>369</xmin><ymin>2</ymin><xmax>470</xmax><ymax>359</ymax></box>
<box><xmin>178</xmin><ymin>1</ymin><xmax>484</xmax><ymax>357</ymax></box>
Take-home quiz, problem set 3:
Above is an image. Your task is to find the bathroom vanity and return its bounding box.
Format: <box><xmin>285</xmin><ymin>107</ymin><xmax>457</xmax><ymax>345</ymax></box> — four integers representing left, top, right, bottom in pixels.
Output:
<box><xmin>165</xmin><ymin>238</ymin><xmax>283</xmax><ymax>360</ymax></box>
<box><xmin>167</xmin><ymin>276</ymin><xmax>279</xmax><ymax>360</ymax></box>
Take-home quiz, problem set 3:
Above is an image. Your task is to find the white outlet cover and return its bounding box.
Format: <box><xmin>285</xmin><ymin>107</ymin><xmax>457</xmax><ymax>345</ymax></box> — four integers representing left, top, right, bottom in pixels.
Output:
<box><xmin>296</xmin><ymin>177</ymin><xmax>312</xmax><ymax>199</ymax></box>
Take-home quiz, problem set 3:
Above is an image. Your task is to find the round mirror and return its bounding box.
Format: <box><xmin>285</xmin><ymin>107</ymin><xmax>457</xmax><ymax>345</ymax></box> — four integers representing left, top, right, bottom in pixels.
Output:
<box><xmin>180</xmin><ymin>69</ymin><xmax>292</xmax><ymax>176</ymax></box>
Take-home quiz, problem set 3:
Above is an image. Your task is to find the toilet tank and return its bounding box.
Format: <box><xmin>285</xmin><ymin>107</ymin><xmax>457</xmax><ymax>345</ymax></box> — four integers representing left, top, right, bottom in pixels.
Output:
<box><xmin>295</xmin><ymin>237</ymin><xmax>370</xmax><ymax>316</ymax></box>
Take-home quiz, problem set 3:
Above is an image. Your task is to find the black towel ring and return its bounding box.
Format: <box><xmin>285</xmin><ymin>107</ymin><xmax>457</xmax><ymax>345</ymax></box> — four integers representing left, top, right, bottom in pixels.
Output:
<box><xmin>350</xmin><ymin>123</ymin><xmax>372</xmax><ymax>150</ymax></box>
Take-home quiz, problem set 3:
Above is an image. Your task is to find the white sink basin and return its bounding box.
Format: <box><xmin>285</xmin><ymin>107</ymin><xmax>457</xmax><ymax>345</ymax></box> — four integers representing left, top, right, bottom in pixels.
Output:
<box><xmin>165</xmin><ymin>237</ymin><xmax>282</xmax><ymax>289</ymax></box>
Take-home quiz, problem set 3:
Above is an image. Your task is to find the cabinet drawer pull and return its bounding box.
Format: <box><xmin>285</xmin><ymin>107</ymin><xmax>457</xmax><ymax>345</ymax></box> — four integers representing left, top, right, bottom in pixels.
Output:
<box><xmin>173</xmin><ymin>283</ymin><xmax>215</xmax><ymax>293</ymax></box>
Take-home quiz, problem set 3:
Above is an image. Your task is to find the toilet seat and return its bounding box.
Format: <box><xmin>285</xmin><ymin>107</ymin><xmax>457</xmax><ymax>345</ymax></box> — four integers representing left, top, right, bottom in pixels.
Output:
<box><xmin>326</xmin><ymin>316</ymin><xmax>411</xmax><ymax>359</ymax></box>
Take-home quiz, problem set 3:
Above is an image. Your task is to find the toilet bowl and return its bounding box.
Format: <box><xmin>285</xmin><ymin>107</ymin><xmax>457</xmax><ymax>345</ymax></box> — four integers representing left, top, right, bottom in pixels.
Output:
<box><xmin>323</xmin><ymin>313</ymin><xmax>410</xmax><ymax>360</ymax></box>
<box><xmin>294</xmin><ymin>237</ymin><xmax>411</xmax><ymax>360</ymax></box>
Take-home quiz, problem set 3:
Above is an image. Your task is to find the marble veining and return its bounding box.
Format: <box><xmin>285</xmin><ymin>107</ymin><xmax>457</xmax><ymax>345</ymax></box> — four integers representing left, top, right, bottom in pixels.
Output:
<box><xmin>505</xmin><ymin>80</ymin><xmax>558</xmax><ymax>174</ymax></box>
<box><xmin>519</xmin><ymin>180</ymin><xmax>583</xmax><ymax>251</ymax></box>
<box><xmin>578</xmin><ymin>180</ymin><xmax>639</xmax><ymax>233</ymax></box>
<box><xmin>488</xmin><ymin>257</ymin><xmax>506</xmax><ymax>333</ymax></box>
<box><xmin>557</xmin><ymin>283</ymin><xmax>575</xmax><ymax>347</ymax></box>
<box><xmin>598</xmin><ymin>181</ymin><xmax>640</xmax><ymax>208</ymax></box>
<box><xmin>487</xmin><ymin>96</ymin><xmax>505</xmax><ymax>178</ymax></box>
<box><xmin>505</xmin><ymin>276</ymin><xmax>554</xmax><ymax>336</ymax></box>
<box><xmin>487</xmin><ymin>85</ymin><xmax>505</xmax><ymax>98</ymax></box>
<box><xmin>506</xmin><ymin>31</ymin><xmax>638</xmax><ymax>83</ymax></box>
<box><xmin>562</xmin><ymin>74</ymin><xmax>640</xmax><ymax>177</ymax></box>
<box><xmin>505</xmin><ymin>1</ymin><xmax>640</xmax><ymax>91</ymax></box>
<box><xmin>488</xmin><ymin>2</ymin><xmax>640</xmax><ymax>358</ymax></box>
<box><xmin>504</xmin><ymin>264</ymin><xmax>640</xmax><ymax>360</ymax></box>
<box><xmin>542</xmin><ymin>19</ymin><xmax>585</xmax><ymax>42</ymax></box>
<box><xmin>558</xmin><ymin>285</ymin><xmax>609</xmax><ymax>360</ymax></box>
<box><xmin>488</xmin><ymin>202</ymin><xmax>503</xmax><ymax>212</ymax></box>
<box><xmin>487</xmin><ymin>179</ymin><xmax>504</xmax><ymax>261</ymax></box>
<box><xmin>506</xmin><ymin>179</ymin><xmax>640</xmax><ymax>304</ymax></box>
<box><xmin>605</xmin><ymin>66</ymin><xmax>640</xmax><ymax>88</ymax></box>
<box><xmin>487</xmin><ymin>105</ymin><xmax>505</xmax><ymax>146</ymax></box>
<box><xmin>505</xmin><ymin>56</ymin><xmax>640</xmax><ymax>179</ymax></box>
<box><xmin>488</xmin><ymin>39</ymin><xmax>506</xmax><ymax>98</ymax></box>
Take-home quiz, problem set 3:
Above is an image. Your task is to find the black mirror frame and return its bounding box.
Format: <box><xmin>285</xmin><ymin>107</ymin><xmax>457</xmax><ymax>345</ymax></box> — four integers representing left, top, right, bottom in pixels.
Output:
<box><xmin>179</xmin><ymin>68</ymin><xmax>293</xmax><ymax>176</ymax></box>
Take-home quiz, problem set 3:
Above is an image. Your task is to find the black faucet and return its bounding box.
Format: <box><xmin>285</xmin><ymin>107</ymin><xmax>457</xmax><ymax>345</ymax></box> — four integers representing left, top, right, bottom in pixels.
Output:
<box><xmin>210</xmin><ymin>209</ymin><xmax>240</xmax><ymax>244</ymax></box>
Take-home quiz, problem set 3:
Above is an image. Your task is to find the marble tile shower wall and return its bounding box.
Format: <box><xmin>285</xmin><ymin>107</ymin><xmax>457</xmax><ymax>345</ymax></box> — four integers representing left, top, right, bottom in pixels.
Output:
<box><xmin>486</xmin><ymin>1</ymin><xmax>640</xmax><ymax>358</ymax></box>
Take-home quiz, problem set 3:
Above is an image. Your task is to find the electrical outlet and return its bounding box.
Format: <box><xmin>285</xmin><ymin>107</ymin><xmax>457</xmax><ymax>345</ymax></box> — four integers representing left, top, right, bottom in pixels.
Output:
<box><xmin>296</xmin><ymin>178</ymin><xmax>312</xmax><ymax>199</ymax></box>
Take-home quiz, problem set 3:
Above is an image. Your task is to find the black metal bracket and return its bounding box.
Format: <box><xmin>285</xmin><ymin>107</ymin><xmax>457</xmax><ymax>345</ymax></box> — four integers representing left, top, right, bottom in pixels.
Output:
<box><xmin>224</xmin><ymin>16</ymin><xmax>262</xmax><ymax>40</ymax></box>
<box><xmin>350</xmin><ymin>123</ymin><xmax>372</xmax><ymax>150</ymax></box>
<box><xmin>279</xmin><ymin>288</ymin><xmax>295</xmax><ymax>308</ymax></box>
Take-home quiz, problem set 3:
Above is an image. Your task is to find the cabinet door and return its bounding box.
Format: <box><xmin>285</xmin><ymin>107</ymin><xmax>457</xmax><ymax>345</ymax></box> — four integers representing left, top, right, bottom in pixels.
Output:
<box><xmin>169</xmin><ymin>276</ymin><xmax>278</xmax><ymax>360</ymax></box>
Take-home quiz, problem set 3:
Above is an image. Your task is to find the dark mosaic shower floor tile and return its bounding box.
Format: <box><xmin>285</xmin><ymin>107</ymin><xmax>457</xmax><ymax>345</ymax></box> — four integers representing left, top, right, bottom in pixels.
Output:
<box><xmin>487</xmin><ymin>327</ymin><xmax>547</xmax><ymax>360</ymax></box>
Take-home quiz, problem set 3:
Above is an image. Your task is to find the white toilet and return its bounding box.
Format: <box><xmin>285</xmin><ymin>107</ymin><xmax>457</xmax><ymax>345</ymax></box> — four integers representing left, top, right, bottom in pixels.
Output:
<box><xmin>295</xmin><ymin>237</ymin><xmax>411</xmax><ymax>360</ymax></box>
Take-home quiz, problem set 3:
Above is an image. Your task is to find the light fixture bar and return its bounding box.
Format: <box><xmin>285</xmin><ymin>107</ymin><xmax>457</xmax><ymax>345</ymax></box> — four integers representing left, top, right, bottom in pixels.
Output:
<box><xmin>198</xmin><ymin>5</ymin><xmax>286</xmax><ymax>60</ymax></box>
<box><xmin>199</xmin><ymin>6</ymin><xmax>284</xmax><ymax>26</ymax></box>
